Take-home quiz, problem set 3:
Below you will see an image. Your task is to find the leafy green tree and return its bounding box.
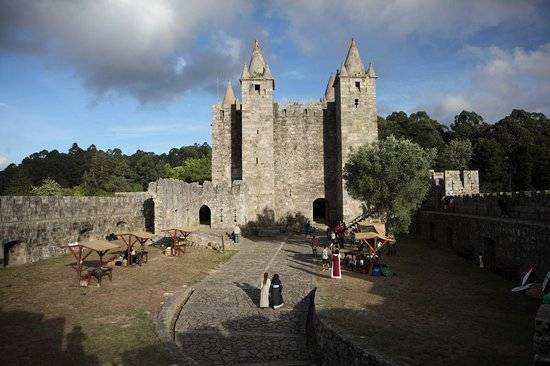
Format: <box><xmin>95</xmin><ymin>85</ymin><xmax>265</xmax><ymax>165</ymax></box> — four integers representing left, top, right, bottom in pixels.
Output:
<box><xmin>438</xmin><ymin>139</ymin><xmax>473</xmax><ymax>170</ymax></box>
<box><xmin>344</xmin><ymin>136</ymin><xmax>436</xmax><ymax>234</ymax></box>
<box><xmin>1</xmin><ymin>166</ymin><xmax>32</xmax><ymax>195</ymax></box>
<box><xmin>129</xmin><ymin>150</ymin><xmax>168</xmax><ymax>189</ymax></box>
<box><xmin>167</xmin><ymin>156</ymin><xmax>211</xmax><ymax>183</ymax></box>
<box><xmin>30</xmin><ymin>178</ymin><xmax>64</xmax><ymax>196</ymax></box>
<box><xmin>82</xmin><ymin>150</ymin><xmax>135</xmax><ymax>195</ymax></box>
<box><xmin>450</xmin><ymin>111</ymin><xmax>489</xmax><ymax>140</ymax></box>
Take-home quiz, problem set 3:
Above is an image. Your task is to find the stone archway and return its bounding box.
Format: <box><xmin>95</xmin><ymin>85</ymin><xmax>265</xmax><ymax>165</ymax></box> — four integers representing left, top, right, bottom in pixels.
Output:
<box><xmin>313</xmin><ymin>198</ymin><xmax>327</xmax><ymax>223</ymax></box>
<box><xmin>199</xmin><ymin>205</ymin><xmax>211</xmax><ymax>226</ymax></box>
<box><xmin>3</xmin><ymin>240</ymin><xmax>28</xmax><ymax>267</ymax></box>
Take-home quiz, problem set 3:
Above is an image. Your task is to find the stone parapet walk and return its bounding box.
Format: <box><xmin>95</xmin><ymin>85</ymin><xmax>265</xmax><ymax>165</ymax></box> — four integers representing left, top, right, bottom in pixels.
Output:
<box><xmin>173</xmin><ymin>234</ymin><xmax>316</xmax><ymax>365</ymax></box>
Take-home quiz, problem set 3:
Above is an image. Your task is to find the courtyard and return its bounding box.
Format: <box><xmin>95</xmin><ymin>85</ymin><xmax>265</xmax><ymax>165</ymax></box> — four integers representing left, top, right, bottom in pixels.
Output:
<box><xmin>314</xmin><ymin>236</ymin><xmax>540</xmax><ymax>366</ymax></box>
<box><xmin>0</xmin><ymin>242</ymin><xmax>235</xmax><ymax>365</ymax></box>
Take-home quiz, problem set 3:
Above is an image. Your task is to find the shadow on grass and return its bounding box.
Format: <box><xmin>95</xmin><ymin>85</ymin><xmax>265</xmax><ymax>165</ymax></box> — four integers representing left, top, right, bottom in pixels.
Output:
<box><xmin>0</xmin><ymin>309</ymin><xmax>99</xmax><ymax>365</ymax></box>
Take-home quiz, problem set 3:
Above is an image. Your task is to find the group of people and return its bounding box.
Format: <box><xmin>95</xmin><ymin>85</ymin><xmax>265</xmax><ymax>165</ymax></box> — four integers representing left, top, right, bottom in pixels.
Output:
<box><xmin>259</xmin><ymin>272</ymin><xmax>284</xmax><ymax>309</ymax></box>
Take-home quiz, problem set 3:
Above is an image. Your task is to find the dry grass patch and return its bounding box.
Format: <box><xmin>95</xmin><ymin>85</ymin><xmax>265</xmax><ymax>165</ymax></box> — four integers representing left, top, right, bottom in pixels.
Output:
<box><xmin>316</xmin><ymin>237</ymin><xmax>539</xmax><ymax>366</ymax></box>
<box><xmin>0</xmin><ymin>245</ymin><xmax>236</xmax><ymax>365</ymax></box>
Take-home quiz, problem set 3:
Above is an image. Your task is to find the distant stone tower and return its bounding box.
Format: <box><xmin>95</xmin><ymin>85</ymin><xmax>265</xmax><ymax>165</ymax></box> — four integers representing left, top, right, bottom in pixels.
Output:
<box><xmin>240</xmin><ymin>40</ymin><xmax>276</xmax><ymax>219</ymax></box>
<box><xmin>335</xmin><ymin>38</ymin><xmax>378</xmax><ymax>221</ymax></box>
<box><xmin>211</xmin><ymin>81</ymin><xmax>237</xmax><ymax>186</ymax></box>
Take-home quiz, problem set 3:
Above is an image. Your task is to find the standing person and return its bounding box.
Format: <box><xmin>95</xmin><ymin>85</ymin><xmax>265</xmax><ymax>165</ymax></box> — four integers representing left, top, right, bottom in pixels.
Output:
<box><xmin>270</xmin><ymin>274</ymin><xmax>284</xmax><ymax>309</ymax></box>
<box><xmin>259</xmin><ymin>272</ymin><xmax>271</xmax><ymax>309</ymax></box>
<box><xmin>321</xmin><ymin>246</ymin><xmax>329</xmax><ymax>271</ymax></box>
<box><xmin>331</xmin><ymin>249</ymin><xmax>342</xmax><ymax>279</ymax></box>
<box><xmin>233</xmin><ymin>224</ymin><xmax>241</xmax><ymax>244</ymax></box>
<box><xmin>311</xmin><ymin>235</ymin><xmax>320</xmax><ymax>258</ymax></box>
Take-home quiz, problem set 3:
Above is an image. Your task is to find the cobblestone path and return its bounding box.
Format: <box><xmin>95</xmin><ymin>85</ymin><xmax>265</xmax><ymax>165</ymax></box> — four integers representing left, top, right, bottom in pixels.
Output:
<box><xmin>174</xmin><ymin>234</ymin><xmax>316</xmax><ymax>365</ymax></box>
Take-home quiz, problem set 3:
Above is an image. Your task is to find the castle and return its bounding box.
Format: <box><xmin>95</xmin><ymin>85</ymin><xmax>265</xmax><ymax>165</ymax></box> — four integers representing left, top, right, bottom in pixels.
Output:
<box><xmin>210</xmin><ymin>39</ymin><xmax>378</xmax><ymax>224</ymax></box>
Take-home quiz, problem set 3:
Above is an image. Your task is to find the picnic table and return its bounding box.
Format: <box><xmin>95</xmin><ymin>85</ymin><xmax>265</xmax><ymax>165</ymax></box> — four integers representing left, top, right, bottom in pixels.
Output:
<box><xmin>115</xmin><ymin>231</ymin><xmax>153</xmax><ymax>266</ymax></box>
<box><xmin>64</xmin><ymin>239</ymin><xmax>120</xmax><ymax>285</ymax></box>
<box><xmin>162</xmin><ymin>227</ymin><xmax>195</xmax><ymax>256</ymax></box>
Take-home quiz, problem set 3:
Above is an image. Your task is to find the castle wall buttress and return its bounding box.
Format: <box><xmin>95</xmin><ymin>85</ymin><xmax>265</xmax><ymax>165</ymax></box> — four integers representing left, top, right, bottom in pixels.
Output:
<box><xmin>211</xmin><ymin>105</ymin><xmax>233</xmax><ymax>186</ymax></box>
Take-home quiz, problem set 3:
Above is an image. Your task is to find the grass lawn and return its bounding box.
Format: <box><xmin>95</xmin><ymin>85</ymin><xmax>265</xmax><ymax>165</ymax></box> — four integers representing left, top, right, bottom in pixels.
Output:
<box><xmin>0</xmin><ymin>244</ymin><xmax>236</xmax><ymax>365</ymax></box>
<box><xmin>316</xmin><ymin>237</ymin><xmax>539</xmax><ymax>366</ymax></box>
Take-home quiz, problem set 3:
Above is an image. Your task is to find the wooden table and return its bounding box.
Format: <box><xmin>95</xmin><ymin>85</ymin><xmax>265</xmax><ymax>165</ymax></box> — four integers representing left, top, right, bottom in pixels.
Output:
<box><xmin>355</xmin><ymin>232</ymin><xmax>392</xmax><ymax>274</ymax></box>
<box><xmin>115</xmin><ymin>231</ymin><xmax>153</xmax><ymax>266</ymax></box>
<box><xmin>64</xmin><ymin>240</ymin><xmax>120</xmax><ymax>285</ymax></box>
<box><xmin>162</xmin><ymin>227</ymin><xmax>195</xmax><ymax>256</ymax></box>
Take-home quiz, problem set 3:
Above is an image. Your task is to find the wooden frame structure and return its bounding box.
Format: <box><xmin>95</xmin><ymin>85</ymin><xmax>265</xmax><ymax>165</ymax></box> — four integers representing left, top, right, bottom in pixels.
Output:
<box><xmin>162</xmin><ymin>227</ymin><xmax>195</xmax><ymax>256</ymax></box>
<box><xmin>64</xmin><ymin>240</ymin><xmax>119</xmax><ymax>285</ymax></box>
<box><xmin>115</xmin><ymin>231</ymin><xmax>153</xmax><ymax>266</ymax></box>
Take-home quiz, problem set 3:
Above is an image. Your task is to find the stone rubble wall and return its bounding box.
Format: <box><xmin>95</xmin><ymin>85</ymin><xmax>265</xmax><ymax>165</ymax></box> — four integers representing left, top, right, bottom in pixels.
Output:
<box><xmin>148</xmin><ymin>178</ymin><xmax>247</xmax><ymax>231</ymax></box>
<box><xmin>0</xmin><ymin>193</ymin><xmax>151</xmax><ymax>267</ymax></box>
<box><xmin>535</xmin><ymin>304</ymin><xmax>550</xmax><ymax>365</ymax></box>
<box><xmin>414</xmin><ymin>210</ymin><xmax>550</xmax><ymax>279</ymax></box>
<box><xmin>306</xmin><ymin>288</ymin><xmax>396</xmax><ymax>366</ymax></box>
<box><xmin>274</xmin><ymin>102</ymin><xmax>327</xmax><ymax>221</ymax></box>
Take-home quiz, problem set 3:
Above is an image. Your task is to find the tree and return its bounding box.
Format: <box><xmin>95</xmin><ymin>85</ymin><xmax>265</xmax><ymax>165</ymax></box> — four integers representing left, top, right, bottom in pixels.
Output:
<box><xmin>30</xmin><ymin>178</ymin><xmax>63</xmax><ymax>196</ymax></box>
<box><xmin>437</xmin><ymin>139</ymin><xmax>473</xmax><ymax>170</ymax></box>
<box><xmin>167</xmin><ymin>156</ymin><xmax>211</xmax><ymax>183</ymax></box>
<box><xmin>450</xmin><ymin>111</ymin><xmax>488</xmax><ymax>140</ymax></box>
<box><xmin>344</xmin><ymin>136</ymin><xmax>436</xmax><ymax>234</ymax></box>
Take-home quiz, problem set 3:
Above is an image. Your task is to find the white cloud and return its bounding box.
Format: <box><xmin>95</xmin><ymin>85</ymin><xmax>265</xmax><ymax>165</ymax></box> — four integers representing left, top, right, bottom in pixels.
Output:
<box><xmin>0</xmin><ymin>0</ymin><xmax>253</xmax><ymax>102</ymax></box>
<box><xmin>0</xmin><ymin>155</ymin><xmax>11</xmax><ymax>170</ymax></box>
<box><xmin>431</xmin><ymin>43</ymin><xmax>550</xmax><ymax>122</ymax></box>
<box><xmin>271</xmin><ymin>0</ymin><xmax>539</xmax><ymax>53</ymax></box>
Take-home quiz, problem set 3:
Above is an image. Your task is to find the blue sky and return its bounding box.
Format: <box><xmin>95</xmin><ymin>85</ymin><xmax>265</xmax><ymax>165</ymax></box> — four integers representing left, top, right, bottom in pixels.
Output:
<box><xmin>1</xmin><ymin>0</ymin><xmax>549</xmax><ymax>169</ymax></box>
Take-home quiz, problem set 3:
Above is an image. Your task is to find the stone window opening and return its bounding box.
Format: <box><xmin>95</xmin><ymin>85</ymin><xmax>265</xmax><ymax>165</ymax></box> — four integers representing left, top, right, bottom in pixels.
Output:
<box><xmin>354</xmin><ymin>99</ymin><xmax>359</xmax><ymax>108</ymax></box>
<box><xmin>257</xmin><ymin>129</ymin><xmax>259</xmax><ymax>134</ymax></box>
<box><xmin>256</xmin><ymin>157</ymin><xmax>258</xmax><ymax>165</ymax></box>
<box><xmin>254</xmin><ymin>84</ymin><xmax>260</xmax><ymax>94</ymax></box>
<box><xmin>355</xmin><ymin>81</ymin><xmax>361</xmax><ymax>91</ymax></box>
<box><xmin>221</xmin><ymin>110</ymin><xmax>224</xmax><ymax>119</ymax></box>
<box><xmin>234</xmin><ymin>209</ymin><xmax>237</xmax><ymax>223</ymax></box>
<box><xmin>78</xmin><ymin>225</ymin><xmax>93</xmax><ymax>242</ymax></box>
<box><xmin>305</xmin><ymin>108</ymin><xmax>308</xmax><ymax>115</ymax></box>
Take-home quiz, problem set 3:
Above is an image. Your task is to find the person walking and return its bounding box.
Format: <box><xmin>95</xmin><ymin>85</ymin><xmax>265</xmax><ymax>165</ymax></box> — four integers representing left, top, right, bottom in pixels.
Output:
<box><xmin>331</xmin><ymin>248</ymin><xmax>342</xmax><ymax>279</ymax></box>
<box><xmin>270</xmin><ymin>274</ymin><xmax>284</xmax><ymax>309</ymax></box>
<box><xmin>321</xmin><ymin>246</ymin><xmax>329</xmax><ymax>271</ymax></box>
<box><xmin>311</xmin><ymin>235</ymin><xmax>320</xmax><ymax>258</ymax></box>
<box><xmin>259</xmin><ymin>272</ymin><xmax>271</xmax><ymax>309</ymax></box>
<box><xmin>233</xmin><ymin>224</ymin><xmax>241</xmax><ymax>244</ymax></box>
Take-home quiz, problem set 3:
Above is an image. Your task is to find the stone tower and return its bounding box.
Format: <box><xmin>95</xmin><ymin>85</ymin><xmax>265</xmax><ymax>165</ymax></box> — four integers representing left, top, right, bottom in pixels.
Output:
<box><xmin>240</xmin><ymin>40</ymin><xmax>276</xmax><ymax>219</ymax></box>
<box><xmin>212</xmin><ymin>81</ymin><xmax>237</xmax><ymax>186</ymax></box>
<box><xmin>335</xmin><ymin>38</ymin><xmax>378</xmax><ymax>221</ymax></box>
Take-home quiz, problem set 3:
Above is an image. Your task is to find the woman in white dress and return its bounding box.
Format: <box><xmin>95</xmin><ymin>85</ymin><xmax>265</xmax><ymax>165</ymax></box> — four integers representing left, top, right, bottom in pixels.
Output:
<box><xmin>259</xmin><ymin>272</ymin><xmax>271</xmax><ymax>308</ymax></box>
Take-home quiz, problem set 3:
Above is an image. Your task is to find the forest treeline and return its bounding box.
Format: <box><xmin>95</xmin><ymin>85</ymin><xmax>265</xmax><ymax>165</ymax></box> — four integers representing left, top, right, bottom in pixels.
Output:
<box><xmin>0</xmin><ymin>109</ymin><xmax>548</xmax><ymax>196</ymax></box>
<box><xmin>0</xmin><ymin>143</ymin><xmax>211</xmax><ymax>196</ymax></box>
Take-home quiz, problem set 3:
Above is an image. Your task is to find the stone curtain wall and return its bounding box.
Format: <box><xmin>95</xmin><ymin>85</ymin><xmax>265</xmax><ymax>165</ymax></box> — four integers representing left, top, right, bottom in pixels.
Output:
<box><xmin>415</xmin><ymin>210</ymin><xmax>550</xmax><ymax>279</ymax></box>
<box><xmin>0</xmin><ymin>194</ymin><xmax>151</xmax><ymax>267</ymax></box>
<box><xmin>274</xmin><ymin>103</ymin><xmax>326</xmax><ymax>220</ymax></box>
<box><xmin>423</xmin><ymin>190</ymin><xmax>550</xmax><ymax>222</ymax></box>
<box><xmin>148</xmin><ymin>178</ymin><xmax>247</xmax><ymax>231</ymax></box>
<box><xmin>444</xmin><ymin>170</ymin><xmax>480</xmax><ymax>196</ymax></box>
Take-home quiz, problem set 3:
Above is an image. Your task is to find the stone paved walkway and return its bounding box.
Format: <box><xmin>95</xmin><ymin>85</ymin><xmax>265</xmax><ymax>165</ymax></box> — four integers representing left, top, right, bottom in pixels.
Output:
<box><xmin>174</xmin><ymin>234</ymin><xmax>316</xmax><ymax>365</ymax></box>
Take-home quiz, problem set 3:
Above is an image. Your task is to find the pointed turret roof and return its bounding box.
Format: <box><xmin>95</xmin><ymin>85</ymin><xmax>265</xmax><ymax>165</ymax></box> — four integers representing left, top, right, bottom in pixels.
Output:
<box><xmin>241</xmin><ymin>64</ymin><xmax>250</xmax><ymax>79</ymax></box>
<box><xmin>222</xmin><ymin>81</ymin><xmax>236</xmax><ymax>107</ymax></box>
<box><xmin>247</xmin><ymin>39</ymin><xmax>271</xmax><ymax>78</ymax></box>
<box><xmin>340</xmin><ymin>63</ymin><xmax>349</xmax><ymax>77</ymax></box>
<box><xmin>366</xmin><ymin>62</ymin><xmax>377</xmax><ymax>78</ymax></box>
<box><xmin>344</xmin><ymin>38</ymin><xmax>365</xmax><ymax>76</ymax></box>
<box><xmin>324</xmin><ymin>73</ymin><xmax>335</xmax><ymax>102</ymax></box>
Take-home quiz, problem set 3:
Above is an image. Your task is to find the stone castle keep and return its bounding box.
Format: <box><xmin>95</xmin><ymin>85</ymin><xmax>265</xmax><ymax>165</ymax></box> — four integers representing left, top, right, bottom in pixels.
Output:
<box><xmin>210</xmin><ymin>39</ymin><xmax>378</xmax><ymax>224</ymax></box>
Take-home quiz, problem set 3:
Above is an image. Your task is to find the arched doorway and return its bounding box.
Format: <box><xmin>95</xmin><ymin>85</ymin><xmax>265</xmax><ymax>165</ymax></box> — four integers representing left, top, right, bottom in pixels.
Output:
<box><xmin>199</xmin><ymin>205</ymin><xmax>211</xmax><ymax>226</ymax></box>
<box><xmin>4</xmin><ymin>240</ymin><xmax>27</xmax><ymax>267</ymax></box>
<box><xmin>313</xmin><ymin>198</ymin><xmax>327</xmax><ymax>223</ymax></box>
